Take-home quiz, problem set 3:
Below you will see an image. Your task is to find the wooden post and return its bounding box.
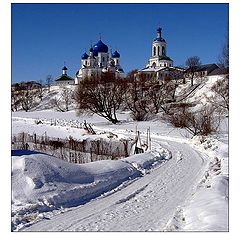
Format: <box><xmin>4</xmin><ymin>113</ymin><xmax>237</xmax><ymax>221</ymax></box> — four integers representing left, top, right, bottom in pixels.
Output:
<box><xmin>149</xmin><ymin>127</ymin><xmax>151</xmax><ymax>150</ymax></box>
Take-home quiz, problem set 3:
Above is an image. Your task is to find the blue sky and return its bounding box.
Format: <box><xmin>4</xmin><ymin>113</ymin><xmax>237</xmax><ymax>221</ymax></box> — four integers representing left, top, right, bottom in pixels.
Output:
<box><xmin>12</xmin><ymin>3</ymin><xmax>228</xmax><ymax>83</ymax></box>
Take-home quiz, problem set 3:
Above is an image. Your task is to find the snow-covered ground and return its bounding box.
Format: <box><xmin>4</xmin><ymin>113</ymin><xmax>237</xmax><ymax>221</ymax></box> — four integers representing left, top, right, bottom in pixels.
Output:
<box><xmin>11</xmin><ymin>77</ymin><xmax>229</xmax><ymax>231</ymax></box>
<box><xmin>11</xmin><ymin>108</ymin><xmax>228</xmax><ymax>231</ymax></box>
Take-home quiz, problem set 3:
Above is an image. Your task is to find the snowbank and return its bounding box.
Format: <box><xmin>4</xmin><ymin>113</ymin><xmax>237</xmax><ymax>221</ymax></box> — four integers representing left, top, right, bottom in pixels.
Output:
<box><xmin>165</xmin><ymin>136</ymin><xmax>228</xmax><ymax>231</ymax></box>
<box><xmin>12</xmin><ymin>147</ymin><xmax>171</xmax><ymax>231</ymax></box>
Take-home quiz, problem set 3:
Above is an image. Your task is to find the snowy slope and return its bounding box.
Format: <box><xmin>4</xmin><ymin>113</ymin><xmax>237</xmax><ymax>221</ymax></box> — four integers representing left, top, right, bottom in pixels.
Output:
<box><xmin>12</xmin><ymin>147</ymin><xmax>171</xmax><ymax>231</ymax></box>
<box><xmin>165</xmin><ymin>136</ymin><xmax>228</xmax><ymax>231</ymax></box>
<box><xmin>11</xmin><ymin>75</ymin><xmax>228</xmax><ymax>231</ymax></box>
<box><xmin>20</xmin><ymin>136</ymin><xmax>205</xmax><ymax>232</ymax></box>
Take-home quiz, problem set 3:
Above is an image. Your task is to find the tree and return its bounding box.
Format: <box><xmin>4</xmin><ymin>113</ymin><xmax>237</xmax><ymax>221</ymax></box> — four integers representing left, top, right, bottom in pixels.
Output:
<box><xmin>126</xmin><ymin>69</ymin><xmax>139</xmax><ymax>82</ymax></box>
<box><xmin>218</xmin><ymin>39</ymin><xmax>229</xmax><ymax>68</ymax></box>
<box><xmin>18</xmin><ymin>82</ymin><xmax>39</xmax><ymax>112</ymax></box>
<box><xmin>166</xmin><ymin>104</ymin><xmax>220</xmax><ymax>136</ymax></box>
<box><xmin>206</xmin><ymin>77</ymin><xmax>229</xmax><ymax>115</ymax></box>
<box><xmin>53</xmin><ymin>87</ymin><xmax>74</xmax><ymax>112</ymax></box>
<box><xmin>185</xmin><ymin>56</ymin><xmax>201</xmax><ymax>86</ymax></box>
<box><xmin>37</xmin><ymin>79</ymin><xmax>44</xmax><ymax>100</ymax></box>
<box><xmin>46</xmin><ymin>75</ymin><xmax>53</xmax><ymax>92</ymax></box>
<box><xmin>11</xmin><ymin>89</ymin><xmax>21</xmax><ymax>111</ymax></box>
<box><xmin>75</xmin><ymin>72</ymin><xmax>126</xmax><ymax>124</ymax></box>
<box><xmin>124</xmin><ymin>74</ymin><xmax>152</xmax><ymax>121</ymax></box>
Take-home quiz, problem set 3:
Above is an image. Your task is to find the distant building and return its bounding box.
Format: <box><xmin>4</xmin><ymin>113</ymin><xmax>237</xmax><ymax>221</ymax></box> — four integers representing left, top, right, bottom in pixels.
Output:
<box><xmin>184</xmin><ymin>64</ymin><xmax>228</xmax><ymax>79</ymax></box>
<box><xmin>75</xmin><ymin>38</ymin><xmax>125</xmax><ymax>84</ymax></box>
<box><xmin>11</xmin><ymin>81</ymin><xmax>42</xmax><ymax>91</ymax></box>
<box><xmin>55</xmin><ymin>66</ymin><xmax>75</xmax><ymax>86</ymax></box>
<box><xmin>138</xmin><ymin>27</ymin><xmax>184</xmax><ymax>81</ymax></box>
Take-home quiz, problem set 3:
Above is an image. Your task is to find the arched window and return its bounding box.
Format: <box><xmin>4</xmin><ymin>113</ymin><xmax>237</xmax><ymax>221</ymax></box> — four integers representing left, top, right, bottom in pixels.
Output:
<box><xmin>162</xmin><ymin>46</ymin><xmax>166</xmax><ymax>56</ymax></box>
<box><xmin>153</xmin><ymin>46</ymin><xmax>156</xmax><ymax>56</ymax></box>
<box><xmin>158</xmin><ymin>46</ymin><xmax>160</xmax><ymax>56</ymax></box>
<box><xmin>152</xmin><ymin>62</ymin><xmax>156</xmax><ymax>68</ymax></box>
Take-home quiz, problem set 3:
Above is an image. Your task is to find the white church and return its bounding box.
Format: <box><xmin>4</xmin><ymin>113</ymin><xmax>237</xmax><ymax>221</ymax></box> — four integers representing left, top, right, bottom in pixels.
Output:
<box><xmin>55</xmin><ymin>27</ymin><xmax>185</xmax><ymax>85</ymax></box>
<box><xmin>139</xmin><ymin>27</ymin><xmax>184</xmax><ymax>80</ymax></box>
<box><xmin>75</xmin><ymin>39</ymin><xmax>125</xmax><ymax>84</ymax></box>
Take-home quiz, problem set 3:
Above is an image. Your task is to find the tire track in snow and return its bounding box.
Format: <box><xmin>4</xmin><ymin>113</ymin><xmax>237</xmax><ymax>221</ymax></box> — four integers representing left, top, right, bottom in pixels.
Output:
<box><xmin>22</xmin><ymin>128</ymin><xmax>207</xmax><ymax>231</ymax></box>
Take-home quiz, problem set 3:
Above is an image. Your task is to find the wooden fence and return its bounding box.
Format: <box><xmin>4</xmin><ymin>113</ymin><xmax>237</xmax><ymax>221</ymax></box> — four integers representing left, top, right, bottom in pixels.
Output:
<box><xmin>11</xmin><ymin>132</ymin><xmax>134</xmax><ymax>164</ymax></box>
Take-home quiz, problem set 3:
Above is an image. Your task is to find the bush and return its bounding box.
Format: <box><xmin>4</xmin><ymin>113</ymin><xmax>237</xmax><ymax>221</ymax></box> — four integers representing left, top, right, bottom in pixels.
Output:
<box><xmin>165</xmin><ymin>104</ymin><xmax>220</xmax><ymax>136</ymax></box>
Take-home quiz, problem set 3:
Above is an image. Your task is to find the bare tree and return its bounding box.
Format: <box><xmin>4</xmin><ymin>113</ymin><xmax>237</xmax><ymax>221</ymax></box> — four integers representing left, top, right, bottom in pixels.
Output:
<box><xmin>166</xmin><ymin>104</ymin><xmax>220</xmax><ymax>136</ymax></box>
<box><xmin>206</xmin><ymin>77</ymin><xmax>229</xmax><ymax>115</ymax></box>
<box><xmin>11</xmin><ymin>89</ymin><xmax>21</xmax><ymax>111</ymax></box>
<box><xmin>46</xmin><ymin>75</ymin><xmax>53</xmax><ymax>92</ymax></box>
<box><xmin>185</xmin><ymin>56</ymin><xmax>201</xmax><ymax>86</ymax></box>
<box><xmin>75</xmin><ymin>72</ymin><xmax>126</xmax><ymax>124</ymax></box>
<box><xmin>37</xmin><ymin>79</ymin><xmax>44</xmax><ymax>100</ymax></box>
<box><xmin>125</xmin><ymin>75</ymin><xmax>151</xmax><ymax>121</ymax></box>
<box><xmin>218</xmin><ymin>39</ymin><xmax>229</xmax><ymax>68</ymax></box>
<box><xmin>18</xmin><ymin>83</ymin><xmax>39</xmax><ymax>112</ymax></box>
<box><xmin>53</xmin><ymin>87</ymin><xmax>74</xmax><ymax>112</ymax></box>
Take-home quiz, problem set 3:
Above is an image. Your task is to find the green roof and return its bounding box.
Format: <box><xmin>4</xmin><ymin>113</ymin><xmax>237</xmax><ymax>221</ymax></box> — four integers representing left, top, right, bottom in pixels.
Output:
<box><xmin>158</xmin><ymin>55</ymin><xmax>173</xmax><ymax>61</ymax></box>
<box><xmin>55</xmin><ymin>74</ymin><xmax>74</xmax><ymax>81</ymax></box>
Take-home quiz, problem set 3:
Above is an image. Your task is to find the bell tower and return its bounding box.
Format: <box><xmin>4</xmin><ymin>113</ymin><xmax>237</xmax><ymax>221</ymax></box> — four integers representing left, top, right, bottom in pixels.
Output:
<box><xmin>147</xmin><ymin>27</ymin><xmax>173</xmax><ymax>68</ymax></box>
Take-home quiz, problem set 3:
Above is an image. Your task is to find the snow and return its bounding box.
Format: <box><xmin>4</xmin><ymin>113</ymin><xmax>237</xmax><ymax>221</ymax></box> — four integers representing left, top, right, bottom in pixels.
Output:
<box><xmin>165</xmin><ymin>136</ymin><xmax>228</xmax><ymax>231</ymax></box>
<box><xmin>11</xmin><ymin>147</ymin><xmax>171</xmax><ymax>231</ymax></box>
<box><xmin>11</xmin><ymin>76</ymin><xmax>229</xmax><ymax>231</ymax></box>
<box><xmin>18</xmin><ymin>137</ymin><xmax>205</xmax><ymax>232</ymax></box>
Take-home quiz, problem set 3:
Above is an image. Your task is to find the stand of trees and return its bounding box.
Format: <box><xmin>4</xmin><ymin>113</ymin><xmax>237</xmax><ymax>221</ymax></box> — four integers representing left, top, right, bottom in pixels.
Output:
<box><xmin>53</xmin><ymin>87</ymin><xmax>74</xmax><ymax>112</ymax></box>
<box><xmin>165</xmin><ymin>103</ymin><xmax>221</xmax><ymax>136</ymax></box>
<box><xmin>74</xmin><ymin>72</ymin><xmax>178</xmax><ymax>123</ymax></box>
<box><xmin>185</xmin><ymin>56</ymin><xmax>201</xmax><ymax>86</ymax></box>
<box><xmin>75</xmin><ymin>72</ymin><xmax>127</xmax><ymax>124</ymax></box>
<box><xmin>11</xmin><ymin>81</ymin><xmax>43</xmax><ymax>112</ymax></box>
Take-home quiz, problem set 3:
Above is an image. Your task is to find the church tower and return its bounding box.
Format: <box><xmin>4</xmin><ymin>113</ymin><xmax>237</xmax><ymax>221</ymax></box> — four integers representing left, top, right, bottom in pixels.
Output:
<box><xmin>147</xmin><ymin>27</ymin><xmax>173</xmax><ymax>68</ymax></box>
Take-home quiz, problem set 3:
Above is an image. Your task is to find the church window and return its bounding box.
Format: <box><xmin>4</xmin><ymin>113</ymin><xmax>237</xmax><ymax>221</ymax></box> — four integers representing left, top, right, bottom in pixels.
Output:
<box><xmin>116</xmin><ymin>59</ymin><xmax>119</xmax><ymax>64</ymax></box>
<box><xmin>162</xmin><ymin>46</ymin><xmax>166</xmax><ymax>56</ymax></box>
<box><xmin>153</xmin><ymin>46</ymin><xmax>156</xmax><ymax>56</ymax></box>
<box><xmin>102</xmin><ymin>57</ymin><xmax>105</xmax><ymax>62</ymax></box>
<box><xmin>158</xmin><ymin>46</ymin><xmax>160</xmax><ymax>56</ymax></box>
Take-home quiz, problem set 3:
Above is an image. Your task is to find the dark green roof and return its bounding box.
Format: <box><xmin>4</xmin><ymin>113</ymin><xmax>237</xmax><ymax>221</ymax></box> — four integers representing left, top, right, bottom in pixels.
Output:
<box><xmin>55</xmin><ymin>74</ymin><xmax>74</xmax><ymax>81</ymax></box>
<box><xmin>159</xmin><ymin>56</ymin><xmax>173</xmax><ymax>61</ymax></box>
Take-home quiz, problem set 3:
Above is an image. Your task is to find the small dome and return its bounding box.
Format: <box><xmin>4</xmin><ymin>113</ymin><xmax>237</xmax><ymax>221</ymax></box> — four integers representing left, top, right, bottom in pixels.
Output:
<box><xmin>89</xmin><ymin>47</ymin><xmax>93</xmax><ymax>52</ymax></box>
<box><xmin>81</xmin><ymin>52</ymin><xmax>89</xmax><ymax>60</ymax></box>
<box><xmin>62</xmin><ymin>66</ymin><xmax>68</xmax><ymax>70</ymax></box>
<box><xmin>153</xmin><ymin>37</ymin><xmax>166</xmax><ymax>43</ymax></box>
<box><xmin>93</xmin><ymin>40</ymin><xmax>108</xmax><ymax>55</ymax></box>
<box><xmin>112</xmin><ymin>50</ymin><xmax>120</xmax><ymax>58</ymax></box>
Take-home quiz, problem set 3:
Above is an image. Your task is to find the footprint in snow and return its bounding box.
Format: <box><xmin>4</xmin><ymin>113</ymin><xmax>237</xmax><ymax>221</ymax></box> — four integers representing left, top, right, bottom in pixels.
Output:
<box><xmin>176</xmin><ymin>151</ymin><xmax>183</xmax><ymax>162</ymax></box>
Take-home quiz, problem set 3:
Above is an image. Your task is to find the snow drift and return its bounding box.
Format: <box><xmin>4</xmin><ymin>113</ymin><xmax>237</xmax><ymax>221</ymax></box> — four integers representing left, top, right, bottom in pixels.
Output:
<box><xmin>12</xmin><ymin>148</ymin><xmax>171</xmax><ymax>230</ymax></box>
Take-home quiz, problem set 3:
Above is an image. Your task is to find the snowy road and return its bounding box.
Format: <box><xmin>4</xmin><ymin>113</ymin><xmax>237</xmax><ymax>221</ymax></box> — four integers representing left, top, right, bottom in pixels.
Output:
<box><xmin>22</xmin><ymin>137</ymin><xmax>206</xmax><ymax>231</ymax></box>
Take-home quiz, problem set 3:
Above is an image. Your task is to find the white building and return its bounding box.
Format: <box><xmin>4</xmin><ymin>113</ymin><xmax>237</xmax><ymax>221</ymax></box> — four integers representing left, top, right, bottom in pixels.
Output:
<box><xmin>75</xmin><ymin>39</ymin><xmax>125</xmax><ymax>84</ymax></box>
<box><xmin>146</xmin><ymin>27</ymin><xmax>173</xmax><ymax>68</ymax></box>
<box><xmin>55</xmin><ymin>66</ymin><xmax>75</xmax><ymax>86</ymax></box>
<box><xmin>139</xmin><ymin>27</ymin><xmax>184</xmax><ymax>81</ymax></box>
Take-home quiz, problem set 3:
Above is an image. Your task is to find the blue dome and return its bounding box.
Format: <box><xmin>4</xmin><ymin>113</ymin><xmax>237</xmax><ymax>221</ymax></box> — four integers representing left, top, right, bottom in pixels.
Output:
<box><xmin>93</xmin><ymin>40</ymin><xmax>108</xmax><ymax>55</ymax></box>
<box><xmin>153</xmin><ymin>37</ymin><xmax>166</xmax><ymax>43</ymax></box>
<box><xmin>112</xmin><ymin>50</ymin><xmax>120</xmax><ymax>58</ymax></box>
<box><xmin>81</xmin><ymin>52</ymin><xmax>89</xmax><ymax>60</ymax></box>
